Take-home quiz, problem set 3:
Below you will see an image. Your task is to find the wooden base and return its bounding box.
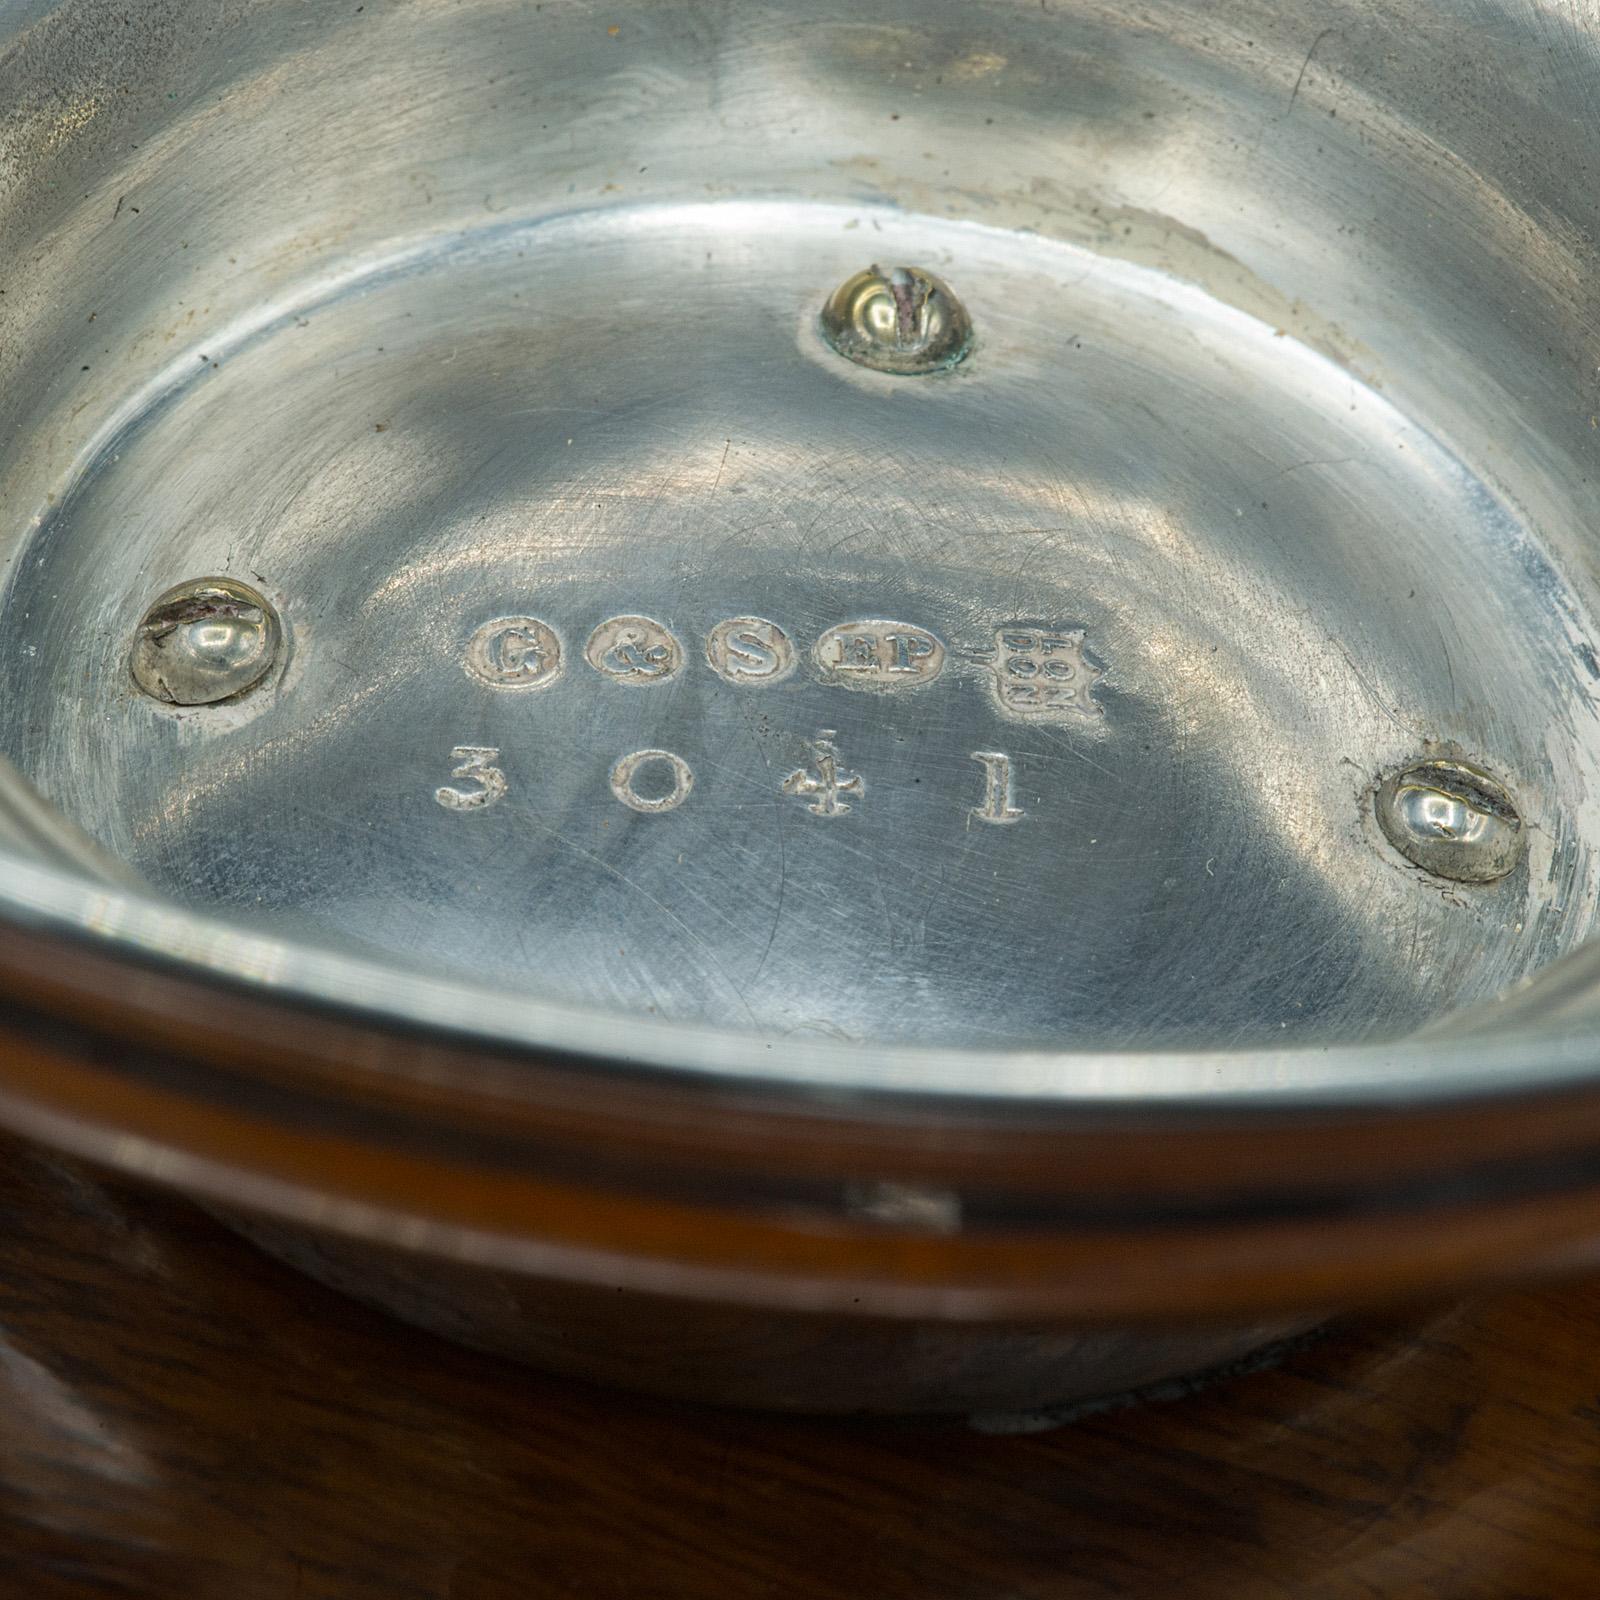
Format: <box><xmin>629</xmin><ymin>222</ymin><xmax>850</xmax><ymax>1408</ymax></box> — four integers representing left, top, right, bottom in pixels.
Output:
<box><xmin>1</xmin><ymin>1138</ymin><xmax>1597</xmax><ymax>1598</ymax></box>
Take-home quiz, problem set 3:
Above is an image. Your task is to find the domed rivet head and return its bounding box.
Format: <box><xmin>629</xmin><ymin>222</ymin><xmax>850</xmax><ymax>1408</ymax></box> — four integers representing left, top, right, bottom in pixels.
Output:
<box><xmin>819</xmin><ymin>264</ymin><xmax>973</xmax><ymax>376</ymax></box>
<box><xmin>1374</xmin><ymin>759</ymin><xmax>1525</xmax><ymax>883</ymax></box>
<box><xmin>130</xmin><ymin>578</ymin><xmax>282</xmax><ymax>706</ymax></box>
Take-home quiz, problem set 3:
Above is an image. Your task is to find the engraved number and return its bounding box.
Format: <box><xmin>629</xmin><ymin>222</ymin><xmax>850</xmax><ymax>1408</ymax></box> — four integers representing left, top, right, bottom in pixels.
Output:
<box><xmin>435</xmin><ymin>746</ymin><xmax>508</xmax><ymax>811</ymax></box>
<box><xmin>970</xmin><ymin>751</ymin><xmax>1025</xmax><ymax>825</ymax></box>
<box><xmin>610</xmin><ymin>749</ymin><xmax>695</xmax><ymax>813</ymax></box>
<box><xmin>782</xmin><ymin>731</ymin><xmax>864</xmax><ymax>817</ymax></box>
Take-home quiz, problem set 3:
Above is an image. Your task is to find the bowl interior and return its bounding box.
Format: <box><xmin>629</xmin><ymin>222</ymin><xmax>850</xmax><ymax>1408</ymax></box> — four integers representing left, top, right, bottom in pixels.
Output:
<box><xmin>3</xmin><ymin>0</ymin><xmax>1600</xmax><ymax>1063</ymax></box>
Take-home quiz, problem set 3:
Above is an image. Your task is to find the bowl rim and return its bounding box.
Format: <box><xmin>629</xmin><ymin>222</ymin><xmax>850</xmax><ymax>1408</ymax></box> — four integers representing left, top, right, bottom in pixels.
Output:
<box><xmin>9</xmin><ymin>846</ymin><xmax>1600</xmax><ymax>1318</ymax></box>
<box><xmin>0</xmin><ymin>846</ymin><xmax>1595</xmax><ymax>1107</ymax></box>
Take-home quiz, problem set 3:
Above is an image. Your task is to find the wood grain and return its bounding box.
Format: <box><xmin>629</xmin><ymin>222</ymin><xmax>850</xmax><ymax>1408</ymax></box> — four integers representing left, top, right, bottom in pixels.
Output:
<box><xmin>0</xmin><ymin>1137</ymin><xmax>1597</xmax><ymax>1599</ymax></box>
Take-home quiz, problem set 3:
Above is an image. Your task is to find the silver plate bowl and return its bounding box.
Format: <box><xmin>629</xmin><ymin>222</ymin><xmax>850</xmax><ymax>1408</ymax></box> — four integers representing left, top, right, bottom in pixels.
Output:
<box><xmin>6</xmin><ymin>0</ymin><xmax>1600</xmax><ymax>1411</ymax></box>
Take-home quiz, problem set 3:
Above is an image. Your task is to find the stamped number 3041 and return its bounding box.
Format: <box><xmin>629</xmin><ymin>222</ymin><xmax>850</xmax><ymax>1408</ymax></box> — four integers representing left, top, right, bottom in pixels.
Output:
<box><xmin>435</xmin><ymin>738</ymin><xmax>1028</xmax><ymax>826</ymax></box>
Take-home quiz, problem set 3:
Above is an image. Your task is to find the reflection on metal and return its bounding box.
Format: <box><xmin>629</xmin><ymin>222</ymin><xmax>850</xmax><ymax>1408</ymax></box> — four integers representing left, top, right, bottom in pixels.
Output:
<box><xmin>129</xmin><ymin>579</ymin><xmax>281</xmax><ymax>706</ymax></box>
<box><xmin>0</xmin><ymin>759</ymin><xmax>140</xmax><ymax>887</ymax></box>
<box><xmin>0</xmin><ymin>1330</ymin><xmax>154</xmax><ymax>1489</ymax></box>
<box><xmin>1375</xmin><ymin>760</ymin><xmax>1524</xmax><ymax>884</ymax></box>
<box><xmin>819</xmin><ymin>265</ymin><xmax>973</xmax><ymax>376</ymax></box>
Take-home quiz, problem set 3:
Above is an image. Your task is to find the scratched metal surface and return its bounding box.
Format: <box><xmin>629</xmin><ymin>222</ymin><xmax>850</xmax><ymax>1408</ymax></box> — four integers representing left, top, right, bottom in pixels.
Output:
<box><xmin>2</xmin><ymin>0</ymin><xmax>1600</xmax><ymax>1066</ymax></box>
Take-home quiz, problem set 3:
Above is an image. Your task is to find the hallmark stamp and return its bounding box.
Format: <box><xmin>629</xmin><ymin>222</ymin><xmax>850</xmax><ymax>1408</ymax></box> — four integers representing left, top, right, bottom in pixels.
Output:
<box><xmin>585</xmin><ymin>615</ymin><xmax>683</xmax><ymax>684</ymax></box>
<box><xmin>610</xmin><ymin>748</ymin><xmax>695</xmax><ymax>813</ymax></box>
<box><xmin>464</xmin><ymin>617</ymin><xmax>562</xmax><ymax>690</ymax></box>
<box><xmin>813</xmin><ymin>621</ymin><xmax>945</xmax><ymax>689</ymax></box>
<box><xmin>705</xmin><ymin>616</ymin><xmax>795</xmax><ymax>685</ymax></box>
<box><xmin>988</xmin><ymin>625</ymin><xmax>1102</xmax><ymax>722</ymax></box>
<box><xmin>462</xmin><ymin>609</ymin><xmax>1109</xmax><ymax>739</ymax></box>
<box><xmin>782</xmin><ymin>730</ymin><xmax>864</xmax><ymax>817</ymax></box>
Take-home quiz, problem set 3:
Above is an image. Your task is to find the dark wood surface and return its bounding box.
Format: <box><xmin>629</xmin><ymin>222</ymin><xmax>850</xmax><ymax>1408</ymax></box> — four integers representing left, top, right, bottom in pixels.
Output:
<box><xmin>1</xmin><ymin>1138</ymin><xmax>1598</xmax><ymax>1600</ymax></box>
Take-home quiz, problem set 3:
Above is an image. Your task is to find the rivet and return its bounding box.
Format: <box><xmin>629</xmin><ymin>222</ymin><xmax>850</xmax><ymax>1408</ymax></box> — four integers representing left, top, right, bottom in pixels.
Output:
<box><xmin>1374</xmin><ymin>759</ymin><xmax>1524</xmax><ymax>883</ymax></box>
<box><xmin>130</xmin><ymin>578</ymin><xmax>281</xmax><ymax>706</ymax></box>
<box><xmin>819</xmin><ymin>264</ymin><xmax>973</xmax><ymax>375</ymax></box>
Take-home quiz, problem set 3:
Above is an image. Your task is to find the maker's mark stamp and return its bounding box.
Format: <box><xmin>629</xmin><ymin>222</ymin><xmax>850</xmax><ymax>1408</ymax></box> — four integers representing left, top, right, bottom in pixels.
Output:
<box><xmin>814</xmin><ymin>621</ymin><xmax>945</xmax><ymax>690</ymax></box>
<box><xmin>585</xmin><ymin>615</ymin><xmax>683</xmax><ymax>684</ymax></box>
<box><xmin>705</xmin><ymin>616</ymin><xmax>795</xmax><ymax>685</ymax></box>
<box><xmin>464</xmin><ymin>617</ymin><xmax>562</xmax><ymax>690</ymax></box>
<box><xmin>988</xmin><ymin>625</ymin><xmax>1102</xmax><ymax>722</ymax></box>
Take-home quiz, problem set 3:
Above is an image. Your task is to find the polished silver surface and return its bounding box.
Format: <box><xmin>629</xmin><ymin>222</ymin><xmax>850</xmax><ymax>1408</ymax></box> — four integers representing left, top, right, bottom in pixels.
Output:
<box><xmin>5</xmin><ymin>0</ymin><xmax>1600</xmax><ymax>1092</ymax></box>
